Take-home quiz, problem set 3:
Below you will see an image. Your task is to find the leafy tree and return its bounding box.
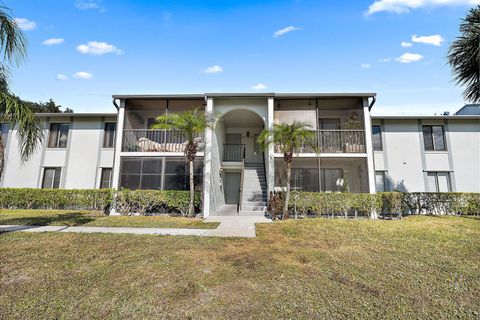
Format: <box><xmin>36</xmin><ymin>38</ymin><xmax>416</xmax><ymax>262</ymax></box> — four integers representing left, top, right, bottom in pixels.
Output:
<box><xmin>151</xmin><ymin>108</ymin><xmax>214</xmax><ymax>216</ymax></box>
<box><xmin>0</xmin><ymin>5</ymin><xmax>42</xmax><ymax>175</ymax></box>
<box><xmin>257</xmin><ymin>121</ymin><xmax>317</xmax><ymax>219</ymax></box>
<box><xmin>22</xmin><ymin>98</ymin><xmax>73</xmax><ymax>113</ymax></box>
<box><xmin>448</xmin><ymin>5</ymin><xmax>480</xmax><ymax>103</ymax></box>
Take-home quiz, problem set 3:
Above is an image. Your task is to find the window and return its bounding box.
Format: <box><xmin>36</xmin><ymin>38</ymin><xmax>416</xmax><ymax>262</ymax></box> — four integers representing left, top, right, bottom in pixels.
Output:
<box><xmin>375</xmin><ymin>171</ymin><xmax>387</xmax><ymax>192</ymax></box>
<box><xmin>427</xmin><ymin>172</ymin><xmax>451</xmax><ymax>192</ymax></box>
<box><xmin>48</xmin><ymin>123</ymin><xmax>70</xmax><ymax>148</ymax></box>
<box><xmin>100</xmin><ymin>168</ymin><xmax>112</xmax><ymax>189</ymax></box>
<box><xmin>103</xmin><ymin>123</ymin><xmax>116</xmax><ymax>148</ymax></box>
<box><xmin>372</xmin><ymin>125</ymin><xmax>382</xmax><ymax>151</ymax></box>
<box><xmin>422</xmin><ymin>125</ymin><xmax>446</xmax><ymax>151</ymax></box>
<box><xmin>119</xmin><ymin>157</ymin><xmax>203</xmax><ymax>191</ymax></box>
<box><xmin>42</xmin><ymin>167</ymin><xmax>61</xmax><ymax>189</ymax></box>
<box><xmin>290</xmin><ymin>168</ymin><xmax>320</xmax><ymax>192</ymax></box>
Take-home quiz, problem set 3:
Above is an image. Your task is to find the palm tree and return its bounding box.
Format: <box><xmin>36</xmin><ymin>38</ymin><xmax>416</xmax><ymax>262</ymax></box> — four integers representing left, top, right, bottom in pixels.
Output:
<box><xmin>0</xmin><ymin>6</ymin><xmax>42</xmax><ymax>175</ymax></box>
<box><xmin>447</xmin><ymin>5</ymin><xmax>480</xmax><ymax>103</ymax></box>
<box><xmin>151</xmin><ymin>108</ymin><xmax>214</xmax><ymax>216</ymax></box>
<box><xmin>257</xmin><ymin>121</ymin><xmax>317</xmax><ymax>219</ymax></box>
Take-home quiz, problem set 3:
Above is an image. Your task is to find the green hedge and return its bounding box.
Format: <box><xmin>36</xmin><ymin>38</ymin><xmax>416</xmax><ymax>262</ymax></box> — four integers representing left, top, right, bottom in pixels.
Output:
<box><xmin>0</xmin><ymin>188</ymin><xmax>113</xmax><ymax>212</ymax></box>
<box><xmin>269</xmin><ymin>191</ymin><xmax>480</xmax><ymax>218</ymax></box>
<box><xmin>114</xmin><ymin>189</ymin><xmax>201</xmax><ymax>216</ymax></box>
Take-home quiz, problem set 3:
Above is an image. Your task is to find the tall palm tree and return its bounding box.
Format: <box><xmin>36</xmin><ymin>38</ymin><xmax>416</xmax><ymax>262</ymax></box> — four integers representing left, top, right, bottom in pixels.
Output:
<box><xmin>151</xmin><ymin>108</ymin><xmax>214</xmax><ymax>216</ymax></box>
<box><xmin>448</xmin><ymin>5</ymin><xmax>480</xmax><ymax>103</ymax></box>
<box><xmin>257</xmin><ymin>121</ymin><xmax>317</xmax><ymax>219</ymax></box>
<box><xmin>0</xmin><ymin>6</ymin><xmax>42</xmax><ymax>175</ymax></box>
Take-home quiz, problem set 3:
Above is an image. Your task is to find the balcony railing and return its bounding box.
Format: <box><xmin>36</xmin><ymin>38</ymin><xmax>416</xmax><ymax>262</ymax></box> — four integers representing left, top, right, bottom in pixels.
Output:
<box><xmin>223</xmin><ymin>144</ymin><xmax>245</xmax><ymax>161</ymax></box>
<box><xmin>275</xmin><ymin>129</ymin><xmax>366</xmax><ymax>154</ymax></box>
<box><xmin>122</xmin><ymin>129</ymin><xmax>204</xmax><ymax>152</ymax></box>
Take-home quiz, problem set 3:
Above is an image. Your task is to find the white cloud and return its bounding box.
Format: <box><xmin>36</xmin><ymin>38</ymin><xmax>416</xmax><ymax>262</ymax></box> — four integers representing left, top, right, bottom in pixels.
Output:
<box><xmin>360</xmin><ymin>64</ymin><xmax>371</xmax><ymax>69</ymax></box>
<box><xmin>366</xmin><ymin>0</ymin><xmax>480</xmax><ymax>15</ymax></box>
<box><xmin>252</xmin><ymin>83</ymin><xmax>267</xmax><ymax>90</ymax></box>
<box><xmin>13</xmin><ymin>18</ymin><xmax>36</xmax><ymax>31</ymax></box>
<box><xmin>75</xmin><ymin>0</ymin><xmax>104</xmax><ymax>11</ymax></box>
<box><xmin>401</xmin><ymin>41</ymin><xmax>413</xmax><ymax>48</ymax></box>
<box><xmin>76</xmin><ymin>41</ymin><xmax>122</xmax><ymax>55</ymax></box>
<box><xmin>411</xmin><ymin>34</ymin><xmax>444</xmax><ymax>46</ymax></box>
<box><xmin>56</xmin><ymin>74</ymin><xmax>68</xmax><ymax>81</ymax></box>
<box><xmin>42</xmin><ymin>38</ymin><xmax>64</xmax><ymax>45</ymax></box>
<box><xmin>202</xmin><ymin>65</ymin><xmax>223</xmax><ymax>74</ymax></box>
<box><xmin>379</xmin><ymin>57</ymin><xmax>391</xmax><ymax>63</ymax></box>
<box><xmin>73</xmin><ymin>71</ymin><xmax>93</xmax><ymax>79</ymax></box>
<box><xmin>396</xmin><ymin>52</ymin><xmax>424</xmax><ymax>63</ymax></box>
<box><xmin>273</xmin><ymin>26</ymin><xmax>300</xmax><ymax>38</ymax></box>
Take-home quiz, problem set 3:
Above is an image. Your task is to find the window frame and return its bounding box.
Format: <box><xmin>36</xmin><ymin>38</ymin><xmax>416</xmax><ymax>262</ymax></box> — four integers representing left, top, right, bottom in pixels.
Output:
<box><xmin>42</xmin><ymin>167</ymin><xmax>62</xmax><ymax>189</ymax></box>
<box><xmin>103</xmin><ymin>122</ymin><xmax>116</xmax><ymax>148</ymax></box>
<box><xmin>422</xmin><ymin>125</ymin><xmax>446</xmax><ymax>151</ymax></box>
<box><xmin>372</xmin><ymin>125</ymin><xmax>383</xmax><ymax>151</ymax></box>
<box><xmin>99</xmin><ymin>168</ymin><xmax>112</xmax><ymax>189</ymax></box>
<box><xmin>426</xmin><ymin>171</ymin><xmax>452</xmax><ymax>192</ymax></box>
<box><xmin>48</xmin><ymin>123</ymin><xmax>70</xmax><ymax>148</ymax></box>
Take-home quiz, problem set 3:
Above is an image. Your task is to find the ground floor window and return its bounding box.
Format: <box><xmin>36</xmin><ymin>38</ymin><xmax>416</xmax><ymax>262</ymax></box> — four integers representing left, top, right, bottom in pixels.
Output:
<box><xmin>427</xmin><ymin>172</ymin><xmax>451</xmax><ymax>192</ymax></box>
<box><xmin>119</xmin><ymin>157</ymin><xmax>203</xmax><ymax>191</ymax></box>
<box><xmin>375</xmin><ymin>171</ymin><xmax>387</xmax><ymax>192</ymax></box>
<box><xmin>42</xmin><ymin>167</ymin><xmax>61</xmax><ymax>189</ymax></box>
<box><xmin>100</xmin><ymin>168</ymin><xmax>112</xmax><ymax>189</ymax></box>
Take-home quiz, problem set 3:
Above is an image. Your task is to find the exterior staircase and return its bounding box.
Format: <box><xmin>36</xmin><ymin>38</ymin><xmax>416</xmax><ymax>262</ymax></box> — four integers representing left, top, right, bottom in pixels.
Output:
<box><xmin>240</xmin><ymin>163</ymin><xmax>267</xmax><ymax>216</ymax></box>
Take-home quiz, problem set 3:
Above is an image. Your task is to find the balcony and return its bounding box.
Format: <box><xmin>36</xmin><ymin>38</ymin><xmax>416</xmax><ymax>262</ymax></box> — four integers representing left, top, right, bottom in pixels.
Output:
<box><xmin>275</xmin><ymin>129</ymin><xmax>366</xmax><ymax>154</ymax></box>
<box><xmin>122</xmin><ymin>129</ymin><xmax>204</xmax><ymax>152</ymax></box>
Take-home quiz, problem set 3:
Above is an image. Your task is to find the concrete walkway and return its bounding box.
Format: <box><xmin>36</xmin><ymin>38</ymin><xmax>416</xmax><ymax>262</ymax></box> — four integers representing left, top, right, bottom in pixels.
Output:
<box><xmin>0</xmin><ymin>216</ymin><xmax>272</xmax><ymax>238</ymax></box>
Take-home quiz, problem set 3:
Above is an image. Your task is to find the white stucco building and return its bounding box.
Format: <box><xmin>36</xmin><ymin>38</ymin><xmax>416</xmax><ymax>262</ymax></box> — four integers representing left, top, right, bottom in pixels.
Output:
<box><xmin>1</xmin><ymin>93</ymin><xmax>479</xmax><ymax>216</ymax></box>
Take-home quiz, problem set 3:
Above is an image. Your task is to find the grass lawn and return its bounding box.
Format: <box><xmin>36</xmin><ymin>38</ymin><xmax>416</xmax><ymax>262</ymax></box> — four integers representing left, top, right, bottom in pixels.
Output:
<box><xmin>1</xmin><ymin>216</ymin><xmax>479</xmax><ymax>319</ymax></box>
<box><xmin>0</xmin><ymin>209</ymin><xmax>219</xmax><ymax>229</ymax></box>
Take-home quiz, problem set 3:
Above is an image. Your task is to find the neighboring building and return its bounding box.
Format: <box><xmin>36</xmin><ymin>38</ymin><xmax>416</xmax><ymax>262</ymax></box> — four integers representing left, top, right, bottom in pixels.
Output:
<box><xmin>1</xmin><ymin>93</ymin><xmax>479</xmax><ymax>217</ymax></box>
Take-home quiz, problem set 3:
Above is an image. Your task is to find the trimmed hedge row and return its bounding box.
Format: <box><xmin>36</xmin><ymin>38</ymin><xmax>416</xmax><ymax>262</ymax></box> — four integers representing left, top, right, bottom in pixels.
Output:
<box><xmin>270</xmin><ymin>191</ymin><xmax>480</xmax><ymax>218</ymax></box>
<box><xmin>0</xmin><ymin>188</ymin><xmax>201</xmax><ymax>216</ymax></box>
<box><xmin>0</xmin><ymin>188</ymin><xmax>113</xmax><ymax>212</ymax></box>
<box><xmin>114</xmin><ymin>189</ymin><xmax>201</xmax><ymax>216</ymax></box>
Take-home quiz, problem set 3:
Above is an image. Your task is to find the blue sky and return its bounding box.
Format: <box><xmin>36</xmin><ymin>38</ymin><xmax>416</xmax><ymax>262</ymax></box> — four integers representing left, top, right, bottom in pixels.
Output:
<box><xmin>8</xmin><ymin>0</ymin><xmax>479</xmax><ymax>114</ymax></box>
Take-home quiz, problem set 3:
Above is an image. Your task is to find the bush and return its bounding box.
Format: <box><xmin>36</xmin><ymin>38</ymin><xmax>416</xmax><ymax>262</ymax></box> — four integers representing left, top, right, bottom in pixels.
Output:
<box><xmin>0</xmin><ymin>188</ymin><xmax>112</xmax><ymax>213</ymax></box>
<box><xmin>269</xmin><ymin>191</ymin><xmax>480</xmax><ymax>219</ymax></box>
<box><xmin>114</xmin><ymin>189</ymin><xmax>201</xmax><ymax>216</ymax></box>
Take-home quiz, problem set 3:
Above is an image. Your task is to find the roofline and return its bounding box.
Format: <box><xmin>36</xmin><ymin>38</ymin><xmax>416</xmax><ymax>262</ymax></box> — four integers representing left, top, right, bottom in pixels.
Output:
<box><xmin>112</xmin><ymin>92</ymin><xmax>377</xmax><ymax>99</ymax></box>
<box><xmin>35</xmin><ymin>113</ymin><xmax>117</xmax><ymax>117</ymax></box>
<box><xmin>372</xmin><ymin>115</ymin><xmax>480</xmax><ymax>120</ymax></box>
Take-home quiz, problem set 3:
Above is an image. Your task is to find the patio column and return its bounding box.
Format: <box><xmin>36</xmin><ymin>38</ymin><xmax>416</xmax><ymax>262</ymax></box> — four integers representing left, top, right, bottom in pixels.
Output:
<box><xmin>267</xmin><ymin>97</ymin><xmax>275</xmax><ymax>198</ymax></box>
<box><xmin>110</xmin><ymin>99</ymin><xmax>125</xmax><ymax>215</ymax></box>
<box><xmin>202</xmin><ymin>97</ymin><xmax>214</xmax><ymax>217</ymax></box>
<box><xmin>363</xmin><ymin>97</ymin><xmax>378</xmax><ymax>219</ymax></box>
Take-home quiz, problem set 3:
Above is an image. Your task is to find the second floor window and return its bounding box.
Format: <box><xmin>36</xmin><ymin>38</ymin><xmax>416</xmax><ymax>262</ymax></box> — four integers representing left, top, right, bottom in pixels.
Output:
<box><xmin>422</xmin><ymin>125</ymin><xmax>446</xmax><ymax>151</ymax></box>
<box><xmin>48</xmin><ymin>123</ymin><xmax>70</xmax><ymax>148</ymax></box>
<box><xmin>372</xmin><ymin>125</ymin><xmax>382</xmax><ymax>151</ymax></box>
<box><xmin>103</xmin><ymin>123</ymin><xmax>116</xmax><ymax>148</ymax></box>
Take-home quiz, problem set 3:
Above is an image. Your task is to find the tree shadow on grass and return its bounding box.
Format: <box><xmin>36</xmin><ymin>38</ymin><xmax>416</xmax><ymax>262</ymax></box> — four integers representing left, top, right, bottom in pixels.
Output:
<box><xmin>0</xmin><ymin>212</ymin><xmax>96</xmax><ymax>228</ymax></box>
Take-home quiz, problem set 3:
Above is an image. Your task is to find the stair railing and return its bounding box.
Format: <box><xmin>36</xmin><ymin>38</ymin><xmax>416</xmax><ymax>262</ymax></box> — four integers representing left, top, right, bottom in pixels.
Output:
<box><xmin>237</xmin><ymin>145</ymin><xmax>246</xmax><ymax>214</ymax></box>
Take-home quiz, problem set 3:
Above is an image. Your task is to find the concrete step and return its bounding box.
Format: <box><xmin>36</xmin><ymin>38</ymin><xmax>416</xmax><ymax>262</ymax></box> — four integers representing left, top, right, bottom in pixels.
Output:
<box><xmin>241</xmin><ymin>205</ymin><xmax>267</xmax><ymax>211</ymax></box>
<box><xmin>238</xmin><ymin>211</ymin><xmax>266</xmax><ymax>217</ymax></box>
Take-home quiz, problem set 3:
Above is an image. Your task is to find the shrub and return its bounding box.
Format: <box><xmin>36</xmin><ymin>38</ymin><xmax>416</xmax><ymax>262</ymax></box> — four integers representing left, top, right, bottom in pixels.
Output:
<box><xmin>0</xmin><ymin>188</ymin><xmax>112</xmax><ymax>213</ymax></box>
<box><xmin>114</xmin><ymin>189</ymin><xmax>201</xmax><ymax>216</ymax></box>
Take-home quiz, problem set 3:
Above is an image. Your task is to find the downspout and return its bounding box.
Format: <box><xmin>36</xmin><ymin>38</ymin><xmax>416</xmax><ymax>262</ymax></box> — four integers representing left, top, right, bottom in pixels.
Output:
<box><xmin>112</xmin><ymin>98</ymin><xmax>119</xmax><ymax>110</ymax></box>
<box><xmin>368</xmin><ymin>96</ymin><xmax>376</xmax><ymax>110</ymax></box>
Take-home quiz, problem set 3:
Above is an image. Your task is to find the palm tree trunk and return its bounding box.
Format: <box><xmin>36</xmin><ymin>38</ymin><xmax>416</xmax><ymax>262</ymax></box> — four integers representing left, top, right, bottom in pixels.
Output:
<box><xmin>188</xmin><ymin>159</ymin><xmax>194</xmax><ymax>217</ymax></box>
<box><xmin>284</xmin><ymin>161</ymin><xmax>291</xmax><ymax>219</ymax></box>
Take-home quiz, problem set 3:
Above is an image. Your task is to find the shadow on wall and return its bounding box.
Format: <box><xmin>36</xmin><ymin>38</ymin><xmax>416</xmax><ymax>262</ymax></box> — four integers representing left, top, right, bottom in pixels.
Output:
<box><xmin>385</xmin><ymin>174</ymin><xmax>408</xmax><ymax>192</ymax></box>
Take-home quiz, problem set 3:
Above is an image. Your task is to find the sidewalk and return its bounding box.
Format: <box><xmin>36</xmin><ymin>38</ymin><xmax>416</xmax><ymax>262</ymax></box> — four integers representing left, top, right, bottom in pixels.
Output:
<box><xmin>0</xmin><ymin>216</ymin><xmax>272</xmax><ymax>238</ymax></box>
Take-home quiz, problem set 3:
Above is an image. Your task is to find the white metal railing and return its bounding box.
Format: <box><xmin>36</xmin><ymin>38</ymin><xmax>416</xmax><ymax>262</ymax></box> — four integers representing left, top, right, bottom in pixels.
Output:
<box><xmin>122</xmin><ymin>129</ymin><xmax>204</xmax><ymax>152</ymax></box>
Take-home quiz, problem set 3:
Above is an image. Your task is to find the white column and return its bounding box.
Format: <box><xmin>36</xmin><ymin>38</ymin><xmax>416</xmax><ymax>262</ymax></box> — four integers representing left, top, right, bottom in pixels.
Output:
<box><xmin>363</xmin><ymin>97</ymin><xmax>377</xmax><ymax>219</ymax></box>
<box><xmin>267</xmin><ymin>97</ymin><xmax>275</xmax><ymax>198</ymax></box>
<box><xmin>202</xmin><ymin>97</ymin><xmax>214</xmax><ymax>217</ymax></box>
<box><xmin>110</xmin><ymin>99</ymin><xmax>125</xmax><ymax>215</ymax></box>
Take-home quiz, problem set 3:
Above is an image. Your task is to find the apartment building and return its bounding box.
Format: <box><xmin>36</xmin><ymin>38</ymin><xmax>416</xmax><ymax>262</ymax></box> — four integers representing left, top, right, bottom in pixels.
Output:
<box><xmin>1</xmin><ymin>93</ymin><xmax>478</xmax><ymax>217</ymax></box>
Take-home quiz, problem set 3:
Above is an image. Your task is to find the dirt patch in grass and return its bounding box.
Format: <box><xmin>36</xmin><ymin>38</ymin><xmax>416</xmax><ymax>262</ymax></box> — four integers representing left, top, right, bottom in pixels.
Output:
<box><xmin>0</xmin><ymin>216</ymin><xmax>479</xmax><ymax>319</ymax></box>
<box><xmin>0</xmin><ymin>209</ymin><xmax>219</xmax><ymax>229</ymax></box>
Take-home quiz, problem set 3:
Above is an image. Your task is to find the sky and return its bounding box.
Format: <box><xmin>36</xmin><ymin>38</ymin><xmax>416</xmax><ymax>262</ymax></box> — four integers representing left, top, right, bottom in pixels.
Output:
<box><xmin>7</xmin><ymin>0</ymin><xmax>480</xmax><ymax>115</ymax></box>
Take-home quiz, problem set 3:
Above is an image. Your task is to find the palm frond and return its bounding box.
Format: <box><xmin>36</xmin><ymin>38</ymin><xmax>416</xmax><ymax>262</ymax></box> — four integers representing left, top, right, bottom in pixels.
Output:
<box><xmin>0</xmin><ymin>92</ymin><xmax>43</xmax><ymax>161</ymax></box>
<box><xmin>0</xmin><ymin>5</ymin><xmax>27</xmax><ymax>66</ymax></box>
<box><xmin>257</xmin><ymin>121</ymin><xmax>317</xmax><ymax>155</ymax></box>
<box><xmin>448</xmin><ymin>6</ymin><xmax>480</xmax><ymax>103</ymax></box>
